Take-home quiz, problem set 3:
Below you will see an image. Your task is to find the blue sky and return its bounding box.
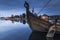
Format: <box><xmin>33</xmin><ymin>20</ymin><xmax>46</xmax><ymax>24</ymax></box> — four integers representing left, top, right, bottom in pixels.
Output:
<box><xmin>0</xmin><ymin>0</ymin><xmax>60</xmax><ymax>17</ymax></box>
<box><xmin>0</xmin><ymin>0</ymin><xmax>60</xmax><ymax>31</ymax></box>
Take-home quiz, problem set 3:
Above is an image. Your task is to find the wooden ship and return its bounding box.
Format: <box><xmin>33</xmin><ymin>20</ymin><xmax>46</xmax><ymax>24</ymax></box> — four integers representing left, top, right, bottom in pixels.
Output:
<box><xmin>0</xmin><ymin>1</ymin><xmax>60</xmax><ymax>37</ymax></box>
<box><xmin>24</xmin><ymin>1</ymin><xmax>60</xmax><ymax>37</ymax></box>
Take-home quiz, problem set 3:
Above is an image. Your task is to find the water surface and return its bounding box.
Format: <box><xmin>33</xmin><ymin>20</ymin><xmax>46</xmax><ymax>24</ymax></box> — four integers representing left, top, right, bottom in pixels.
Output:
<box><xmin>0</xmin><ymin>20</ymin><xmax>60</xmax><ymax>40</ymax></box>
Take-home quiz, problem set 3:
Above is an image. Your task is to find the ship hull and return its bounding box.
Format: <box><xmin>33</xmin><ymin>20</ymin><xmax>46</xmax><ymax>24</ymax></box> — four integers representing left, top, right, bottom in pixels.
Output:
<box><xmin>24</xmin><ymin>1</ymin><xmax>60</xmax><ymax>34</ymax></box>
<box><xmin>27</xmin><ymin>12</ymin><xmax>60</xmax><ymax>34</ymax></box>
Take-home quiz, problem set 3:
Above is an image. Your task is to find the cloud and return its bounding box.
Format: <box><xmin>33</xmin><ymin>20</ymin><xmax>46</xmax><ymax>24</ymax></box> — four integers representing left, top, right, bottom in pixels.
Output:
<box><xmin>0</xmin><ymin>0</ymin><xmax>60</xmax><ymax>15</ymax></box>
<box><xmin>0</xmin><ymin>0</ymin><xmax>25</xmax><ymax>10</ymax></box>
<box><xmin>0</xmin><ymin>9</ymin><xmax>26</xmax><ymax>17</ymax></box>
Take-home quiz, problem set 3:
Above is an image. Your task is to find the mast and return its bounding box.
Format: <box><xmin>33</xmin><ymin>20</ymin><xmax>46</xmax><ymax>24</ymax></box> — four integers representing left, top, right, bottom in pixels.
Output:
<box><xmin>24</xmin><ymin>1</ymin><xmax>30</xmax><ymax>15</ymax></box>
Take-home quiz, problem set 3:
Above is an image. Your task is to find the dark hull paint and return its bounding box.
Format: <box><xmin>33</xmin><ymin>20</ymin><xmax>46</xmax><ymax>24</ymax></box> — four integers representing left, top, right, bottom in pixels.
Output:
<box><xmin>29</xmin><ymin>31</ymin><xmax>60</xmax><ymax>40</ymax></box>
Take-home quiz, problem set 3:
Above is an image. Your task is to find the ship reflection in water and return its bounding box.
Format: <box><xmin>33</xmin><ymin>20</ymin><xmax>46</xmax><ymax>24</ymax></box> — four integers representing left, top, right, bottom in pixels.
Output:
<box><xmin>29</xmin><ymin>31</ymin><xmax>60</xmax><ymax>40</ymax></box>
<box><xmin>0</xmin><ymin>21</ymin><xmax>60</xmax><ymax>40</ymax></box>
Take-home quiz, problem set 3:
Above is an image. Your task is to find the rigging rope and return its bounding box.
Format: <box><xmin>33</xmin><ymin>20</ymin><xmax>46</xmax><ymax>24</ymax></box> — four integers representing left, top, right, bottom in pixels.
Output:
<box><xmin>38</xmin><ymin>0</ymin><xmax>52</xmax><ymax>15</ymax></box>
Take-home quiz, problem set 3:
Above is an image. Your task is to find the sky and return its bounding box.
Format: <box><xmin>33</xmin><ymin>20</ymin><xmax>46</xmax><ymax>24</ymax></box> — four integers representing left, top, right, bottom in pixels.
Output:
<box><xmin>0</xmin><ymin>0</ymin><xmax>60</xmax><ymax>31</ymax></box>
<box><xmin>0</xmin><ymin>0</ymin><xmax>60</xmax><ymax>17</ymax></box>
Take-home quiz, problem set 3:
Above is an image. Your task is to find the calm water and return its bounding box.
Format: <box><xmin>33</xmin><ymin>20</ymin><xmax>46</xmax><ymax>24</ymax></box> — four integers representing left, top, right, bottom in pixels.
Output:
<box><xmin>0</xmin><ymin>20</ymin><xmax>60</xmax><ymax>40</ymax></box>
